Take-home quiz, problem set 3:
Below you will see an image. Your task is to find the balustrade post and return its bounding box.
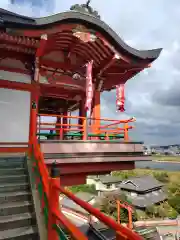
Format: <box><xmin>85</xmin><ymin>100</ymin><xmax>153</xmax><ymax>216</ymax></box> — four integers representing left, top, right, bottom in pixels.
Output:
<box><xmin>29</xmin><ymin>101</ymin><xmax>37</xmax><ymax>154</ymax></box>
<box><xmin>124</xmin><ymin>123</ymin><xmax>129</xmax><ymax>142</ymax></box>
<box><xmin>48</xmin><ymin>161</ymin><xmax>60</xmax><ymax>240</ymax></box>
<box><xmin>117</xmin><ymin>201</ymin><xmax>120</xmax><ymax>224</ymax></box>
<box><xmin>83</xmin><ymin>118</ymin><xmax>87</xmax><ymax>140</ymax></box>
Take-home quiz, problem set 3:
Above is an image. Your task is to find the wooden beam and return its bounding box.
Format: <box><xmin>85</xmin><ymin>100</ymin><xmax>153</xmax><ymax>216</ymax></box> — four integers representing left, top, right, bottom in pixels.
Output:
<box><xmin>94</xmin><ymin>54</ymin><xmax>119</xmax><ymax>78</ymax></box>
<box><xmin>41</xmin><ymin>59</ymin><xmax>82</xmax><ymax>72</ymax></box>
<box><xmin>40</xmin><ymin>72</ymin><xmax>85</xmax><ymax>90</ymax></box>
<box><xmin>0</xmin><ymin>79</ymin><xmax>34</xmax><ymax>92</ymax></box>
<box><xmin>0</xmin><ymin>50</ymin><xmax>34</xmax><ymax>62</ymax></box>
<box><xmin>0</xmin><ymin>32</ymin><xmax>38</xmax><ymax>48</ymax></box>
<box><xmin>39</xmin><ymin>84</ymin><xmax>83</xmax><ymax>99</ymax></box>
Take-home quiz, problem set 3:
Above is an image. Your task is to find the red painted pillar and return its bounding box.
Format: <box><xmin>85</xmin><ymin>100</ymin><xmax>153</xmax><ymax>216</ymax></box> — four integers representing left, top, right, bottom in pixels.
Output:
<box><xmin>62</xmin><ymin>111</ymin><xmax>68</xmax><ymax>139</ymax></box>
<box><xmin>48</xmin><ymin>162</ymin><xmax>60</xmax><ymax>240</ymax></box>
<box><xmin>91</xmin><ymin>91</ymin><xmax>101</xmax><ymax>137</ymax></box>
<box><xmin>78</xmin><ymin>100</ymin><xmax>87</xmax><ymax>140</ymax></box>
<box><xmin>29</xmin><ymin>90</ymin><xmax>39</xmax><ymax>152</ymax></box>
<box><xmin>56</xmin><ymin>117</ymin><xmax>61</xmax><ymax>140</ymax></box>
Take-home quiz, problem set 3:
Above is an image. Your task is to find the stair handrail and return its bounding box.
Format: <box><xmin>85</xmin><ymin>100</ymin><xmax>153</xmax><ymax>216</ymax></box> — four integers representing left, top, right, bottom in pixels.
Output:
<box><xmin>30</xmin><ymin>139</ymin><xmax>88</xmax><ymax>240</ymax></box>
<box><xmin>54</xmin><ymin>185</ymin><xmax>143</xmax><ymax>240</ymax></box>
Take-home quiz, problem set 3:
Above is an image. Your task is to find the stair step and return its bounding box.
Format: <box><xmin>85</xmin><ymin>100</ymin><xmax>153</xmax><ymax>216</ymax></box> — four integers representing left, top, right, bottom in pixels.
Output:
<box><xmin>0</xmin><ymin>168</ymin><xmax>26</xmax><ymax>176</ymax></box>
<box><xmin>0</xmin><ymin>162</ymin><xmax>25</xmax><ymax>168</ymax></box>
<box><xmin>0</xmin><ymin>175</ymin><xmax>28</xmax><ymax>184</ymax></box>
<box><xmin>0</xmin><ymin>201</ymin><xmax>33</xmax><ymax>216</ymax></box>
<box><xmin>0</xmin><ymin>157</ymin><xmax>25</xmax><ymax>162</ymax></box>
<box><xmin>0</xmin><ymin>225</ymin><xmax>38</xmax><ymax>240</ymax></box>
<box><xmin>0</xmin><ymin>212</ymin><xmax>36</xmax><ymax>231</ymax></box>
<box><xmin>0</xmin><ymin>183</ymin><xmax>29</xmax><ymax>193</ymax></box>
<box><xmin>0</xmin><ymin>191</ymin><xmax>31</xmax><ymax>204</ymax></box>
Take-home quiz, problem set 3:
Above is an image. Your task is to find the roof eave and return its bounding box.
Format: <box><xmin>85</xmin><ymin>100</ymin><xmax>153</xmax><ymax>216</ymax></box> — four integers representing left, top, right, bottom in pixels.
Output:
<box><xmin>0</xmin><ymin>9</ymin><xmax>162</xmax><ymax>62</ymax></box>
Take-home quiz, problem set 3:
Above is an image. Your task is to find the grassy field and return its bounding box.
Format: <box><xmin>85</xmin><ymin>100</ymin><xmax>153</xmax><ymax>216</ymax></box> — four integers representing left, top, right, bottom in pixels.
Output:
<box><xmin>134</xmin><ymin>169</ymin><xmax>180</xmax><ymax>184</ymax></box>
<box><xmin>113</xmin><ymin>169</ymin><xmax>180</xmax><ymax>186</ymax></box>
<box><xmin>152</xmin><ymin>155</ymin><xmax>180</xmax><ymax>162</ymax></box>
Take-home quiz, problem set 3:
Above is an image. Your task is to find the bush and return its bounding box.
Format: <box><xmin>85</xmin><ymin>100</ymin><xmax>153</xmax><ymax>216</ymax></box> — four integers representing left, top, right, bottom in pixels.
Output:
<box><xmin>96</xmin><ymin>191</ymin><xmax>137</xmax><ymax>223</ymax></box>
<box><xmin>167</xmin><ymin>208</ymin><xmax>178</xmax><ymax>219</ymax></box>
<box><xmin>145</xmin><ymin>206</ymin><xmax>156</xmax><ymax>218</ymax></box>
<box><xmin>168</xmin><ymin>195</ymin><xmax>180</xmax><ymax>213</ymax></box>
<box><xmin>69</xmin><ymin>184</ymin><xmax>96</xmax><ymax>194</ymax></box>
<box><xmin>153</xmin><ymin>172</ymin><xmax>169</xmax><ymax>183</ymax></box>
<box><xmin>112</xmin><ymin>170</ymin><xmax>137</xmax><ymax>179</ymax></box>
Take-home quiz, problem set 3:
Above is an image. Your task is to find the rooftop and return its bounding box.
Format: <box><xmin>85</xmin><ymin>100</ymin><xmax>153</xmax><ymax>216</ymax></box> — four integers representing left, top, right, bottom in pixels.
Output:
<box><xmin>119</xmin><ymin>175</ymin><xmax>163</xmax><ymax>192</ymax></box>
<box><xmin>128</xmin><ymin>189</ymin><xmax>167</xmax><ymax>208</ymax></box>
<box><xmin>0</xmin><ymin>5</ymin><xmax>162</xmax><ymax>95</ymax></box>
<box><xmin>89</xmin><ymin>175</ymin><xmax>122</xmax><ymax>184</ymax></box>
<box><xmin>61</xmin><ymin>192</ymin><xmax>97</xmax><ymax>214</ymax></box>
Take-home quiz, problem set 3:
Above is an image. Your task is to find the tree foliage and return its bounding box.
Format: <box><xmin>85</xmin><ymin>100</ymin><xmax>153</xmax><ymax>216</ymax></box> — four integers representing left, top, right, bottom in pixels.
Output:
<box><xmin>153</xmin><ymin>172</ymin><xmax>169</xmax><ymax>183</ymax></box>
<box><xmin>96</xmin><ymin>191</ymin><xmax>137</xmax><ymax>223</ymax></box>
<box><xmin>69</xmin><ymin>184</ymin><xmax>96</xmax><ymax>194</ymax></box>
<box><xmin>168</xmin><ymin>195</ymin><xmax>180</xmax><ymax>214</ymax></box>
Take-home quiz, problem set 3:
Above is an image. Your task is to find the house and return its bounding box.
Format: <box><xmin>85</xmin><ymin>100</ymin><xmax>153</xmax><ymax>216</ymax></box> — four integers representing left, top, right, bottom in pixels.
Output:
<box><xmin>60</xmin><ymin>192</ymin><xmax>98</xmax><ymax>216</ymax></box>
<box><xmin>119</xmin><ymin>175</ymin><xmax>167</xmax><ymax>209</ymax></box>
<box><xmin>86</xmin><ymin>175</ymin><xmax>122</xmax><ymax>195</ymax></box>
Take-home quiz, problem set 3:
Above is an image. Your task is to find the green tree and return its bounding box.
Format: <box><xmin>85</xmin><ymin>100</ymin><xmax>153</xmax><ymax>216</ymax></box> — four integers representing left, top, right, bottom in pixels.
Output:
<box><xmin>145</xmin><ymin>205</ymin><xmax>156</xmax><ymax>218</ymax></box>
<box><xmin>168</xmin><ymin>183</ymin><xmax>180</xmax><ymax>196</ymax></box>
<box><xmin>69</xmin><ymin>184</ymin><xmax>96</xmax><ymax>194</ymax></box>
<box><xmin>157</xmin><ymin>205</ymin><xmax>166</xmax><ymax>219</ymax></box>
<box><xmin>112</xmin><ymin>170</ymin><xmax>137</xmax><ymax>179</ymax></box>
<box><xmin>97</xmin><ymin>191</ymin><xmax>137</xmax><ymax>223</ymax></box>
<box><xmin>168</xmin><ymin>195</ymin><xmax>180</xmax><ymax>213</ymax></box>
<box><xmin>167</xmin><ymin>208</ymin><xmax>178</xmax><ymax>219</ymax></box>
<box><xmin>153</xmin><ymin>172</ymin><xmax>169</xmax><ymax>183</ymax></box>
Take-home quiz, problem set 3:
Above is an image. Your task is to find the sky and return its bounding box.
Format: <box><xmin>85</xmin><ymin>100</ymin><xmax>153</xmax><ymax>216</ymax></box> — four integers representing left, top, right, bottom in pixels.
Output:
<box><xmin>1</xmin><ymin>0</ymin><xmax>180</xmax><ymax>145</ymax></box>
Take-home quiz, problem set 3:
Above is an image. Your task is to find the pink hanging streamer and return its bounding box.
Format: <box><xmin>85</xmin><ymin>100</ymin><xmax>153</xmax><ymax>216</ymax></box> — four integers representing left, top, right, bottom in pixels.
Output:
<box><xmin>116</xmin><ymin>84</ymin><xmax>125</xmax><ymax>112</ymax></box>
<box><xmin>85</xmin><ymin>60</ymin><xmax>94</xmax><ymax>111</ymax></box>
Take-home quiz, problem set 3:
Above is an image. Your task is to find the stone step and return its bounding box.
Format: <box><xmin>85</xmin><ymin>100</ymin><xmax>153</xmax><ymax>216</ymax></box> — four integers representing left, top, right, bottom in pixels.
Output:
<box><xmin>0</xmin><ymin>175</ymin><xmax>28</xmax><ymax>184</ymax></box>
<box><xmin>0</xmin><ymin>201</ymin><xmax>33</xmax><ymax>217</ymax></box>
<box><xmin>0</xmin><ymin>191</ymin><xmax>31</xmax><ymax>204</ymax></box>
<box><xmin>0</xmin><ymin>162</ymin><xmax>25</xmax><ymax>168</ymax></box>
<box><xmin>0</xmin><ymin>168</ymin><xmax>27</xmax><ymax>176</ymax></box>
<box><xmin>0</xmin><ymin>212</ymin><xmax>36</xmax><ymax>231</ymax></box>
<box><xmin>0</xmin><ymin>183</ymin><xmax>29</xmax><ymax>193</ymax></box>
<box><xmin>0</xmin><ymin>225</ymin><xmax>39</xmax><ymax>240</ymax></box>
<box><xmin>0</xmin><ymin>157</ymin><xmax>25</xmax><ymax>162</ymax></box>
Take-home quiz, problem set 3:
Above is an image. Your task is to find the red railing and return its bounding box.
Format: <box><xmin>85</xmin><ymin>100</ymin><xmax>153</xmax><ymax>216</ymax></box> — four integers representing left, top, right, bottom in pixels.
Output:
<box><xmin>0</xmin><ymin>142</ymin><xmax>28</xmax><ymax>153</ymax></box>
<box><xmin>30</xmin><ymin>138</ymin><xmax>143</xmax><ymax>240</ymax></box>
<box><xmin>29</xmin><ymin>104</ymin><xmax>142</xmax><ymax>240</ymax></box>
<box><xmin>37</xmin><ymin>113</ymin><xmax>135</xmax><ymax>141</ymax></box>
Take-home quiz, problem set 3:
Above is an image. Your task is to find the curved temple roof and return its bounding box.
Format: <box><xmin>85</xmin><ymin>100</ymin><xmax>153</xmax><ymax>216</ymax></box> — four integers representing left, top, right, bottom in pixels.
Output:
<box><xmin>0</xmin><ymin>7</ymin><xmax>162</xmax><ymax>62</ymax></box>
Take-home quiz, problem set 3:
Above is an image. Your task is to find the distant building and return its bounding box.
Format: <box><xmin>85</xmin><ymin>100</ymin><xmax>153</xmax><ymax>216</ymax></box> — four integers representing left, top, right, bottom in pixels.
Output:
<box><xmin>119</xmin><ymin>175</ymin><xmax>167</xmax><ymax>209</ymax></box>
<box><xmin>86</xmin><ymin>175</ymin><xmax>122</xmax><ymax>195</ymax></box>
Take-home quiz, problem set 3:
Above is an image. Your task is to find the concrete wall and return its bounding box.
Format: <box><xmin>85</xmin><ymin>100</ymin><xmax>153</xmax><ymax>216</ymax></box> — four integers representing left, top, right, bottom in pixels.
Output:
<box><xmin>86</xmin><ymin>178</ymin><xmax>119</xmax><ymax>192</ymax></box>
<box><xmin>0</xmin><ymin>88</ymin><xmax>30</xmax><ymax>142</ymax></box>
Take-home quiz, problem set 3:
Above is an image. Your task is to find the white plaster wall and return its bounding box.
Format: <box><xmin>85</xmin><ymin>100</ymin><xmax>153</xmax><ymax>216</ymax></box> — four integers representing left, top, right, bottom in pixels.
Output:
<box><xmin>0</xmin><ymin>88</ymin><xmax>30</xmax><ymax>142</ymax></box>
<box><xmin>0</xmin><ymin>70</ymin><xmax>31</xmax><ymax>83</ymax></box>
<box><xmin>95</xmin><ymin>182</ymin><xmax>106</xmax><ymax>191</ymax></box>
<box><xmin>86</xmin><ymin>178</ymin><xmax>96</xmax><ymax>185</ymax></box>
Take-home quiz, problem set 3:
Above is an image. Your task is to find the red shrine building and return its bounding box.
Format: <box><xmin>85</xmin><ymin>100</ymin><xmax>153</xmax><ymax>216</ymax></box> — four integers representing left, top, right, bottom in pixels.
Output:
<box><xmin>0</xmin><ymin>4</ymin><xmax>162</xmax><ymax>185</ymax></box>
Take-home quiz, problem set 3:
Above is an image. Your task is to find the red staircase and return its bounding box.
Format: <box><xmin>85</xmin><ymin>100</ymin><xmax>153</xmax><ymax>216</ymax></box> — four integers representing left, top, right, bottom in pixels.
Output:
<box><xmin>29</xmin><ymin>139</ymin><xmax>143</xmax><ymax>240</ymax></box>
